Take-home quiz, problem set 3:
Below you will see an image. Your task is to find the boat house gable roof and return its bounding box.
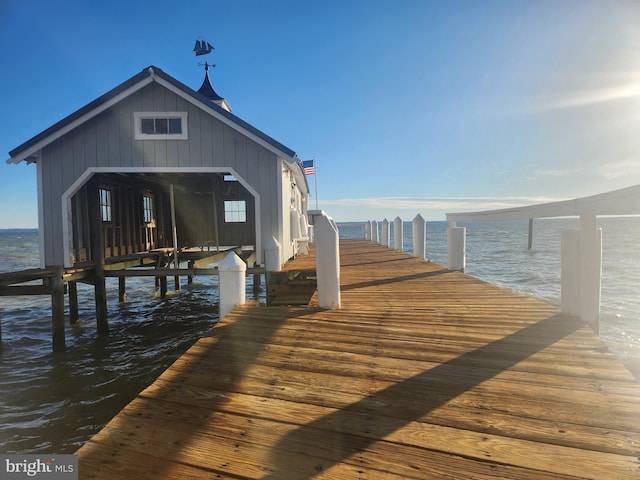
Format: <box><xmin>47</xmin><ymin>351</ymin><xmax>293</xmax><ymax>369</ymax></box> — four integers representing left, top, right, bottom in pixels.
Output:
<box><xmin>7</xmin><ymin>65</ymin><xmax>297</xmax><ymax>165</ymax></box>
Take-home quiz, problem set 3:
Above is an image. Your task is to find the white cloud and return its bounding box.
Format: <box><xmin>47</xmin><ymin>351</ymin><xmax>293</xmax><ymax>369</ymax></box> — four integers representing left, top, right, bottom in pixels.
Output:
<box><xmin>533</xmin><ymin>83</ymin><xmax>640</xmax><ymax>112</ymax></box>
<box><xmin>320</xmin><ymin>196</ymin><xmax>566</xmax><ymax>212</ymax></box>
<box><xmin>597</xmin><ymin>158</ymin><xmax>640</xmax><ymax>180</ymax></box>
<box><xmin>525</xmin><ymin>167</ymin><xmax>584</xmax><ymax>180</ymax></box>
<box><xmin>524</xmin><ymin>69</ymin><xmax>640</xmax><ymax>114</ymax></box>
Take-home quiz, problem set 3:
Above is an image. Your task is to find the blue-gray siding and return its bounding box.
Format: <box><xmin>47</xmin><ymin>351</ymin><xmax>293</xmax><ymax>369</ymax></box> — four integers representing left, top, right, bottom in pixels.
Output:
<box><xmin>39</xmin><ymin>82</ymin><xmax>281</xmax><ymax>265</ymax></box>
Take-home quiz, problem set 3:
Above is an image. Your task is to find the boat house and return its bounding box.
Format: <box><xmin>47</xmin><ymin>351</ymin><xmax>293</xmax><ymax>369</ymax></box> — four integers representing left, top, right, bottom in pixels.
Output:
<box><xmin>7</xmin><ymin>65</ymin><xmax>310</xmax><ymax>270</ymax></box>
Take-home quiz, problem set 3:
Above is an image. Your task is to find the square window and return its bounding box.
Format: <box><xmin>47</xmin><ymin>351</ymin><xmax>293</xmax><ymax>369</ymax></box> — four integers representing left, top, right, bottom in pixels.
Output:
<box><xmin>224</xmin><ymin>200</ymin><xmax>247</xmax><ymax>223</ymax></box>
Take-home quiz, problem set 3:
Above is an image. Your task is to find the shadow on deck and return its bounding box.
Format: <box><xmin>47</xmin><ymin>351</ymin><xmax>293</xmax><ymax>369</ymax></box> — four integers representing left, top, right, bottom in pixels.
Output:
<box><xmin>77</xmin><ymin>239</ymin><xmax>640</xmax><ymax>479</ymax></box>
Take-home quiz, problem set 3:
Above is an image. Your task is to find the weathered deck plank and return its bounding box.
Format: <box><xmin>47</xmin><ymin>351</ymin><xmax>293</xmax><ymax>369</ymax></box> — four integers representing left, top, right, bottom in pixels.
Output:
<box><xmin>77</xmin><ymin>238</ymin><xmax>640</xmax><ymax>479</ymax></box>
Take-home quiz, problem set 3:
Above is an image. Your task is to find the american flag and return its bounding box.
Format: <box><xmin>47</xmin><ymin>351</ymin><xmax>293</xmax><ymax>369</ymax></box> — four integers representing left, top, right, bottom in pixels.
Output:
<box><xmin>302</xmin><ymin>159</ymin><xmax>315</xmax><ymax>175</ymax></box>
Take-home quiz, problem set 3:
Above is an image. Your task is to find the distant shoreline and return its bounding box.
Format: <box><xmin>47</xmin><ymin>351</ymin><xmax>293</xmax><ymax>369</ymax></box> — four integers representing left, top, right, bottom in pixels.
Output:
<box><xmin>0</xmin><ymin>228</ymin><xmax>38</xmax><ymax>233</ymax></box>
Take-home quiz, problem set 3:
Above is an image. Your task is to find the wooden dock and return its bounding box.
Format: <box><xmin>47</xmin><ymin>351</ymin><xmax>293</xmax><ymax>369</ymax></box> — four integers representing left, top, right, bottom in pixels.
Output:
<box><xmin>76</xmin><ymin>239</ymin><xmax>640</xmax><ymax>479</ymax></box>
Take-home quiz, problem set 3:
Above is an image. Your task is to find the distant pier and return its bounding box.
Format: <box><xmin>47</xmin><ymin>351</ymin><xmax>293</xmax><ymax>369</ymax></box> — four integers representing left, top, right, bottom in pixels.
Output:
<box><xmin>76</xmin><ymin>239</ymin><xmax>640</xmax><ymax>479</ymax></box>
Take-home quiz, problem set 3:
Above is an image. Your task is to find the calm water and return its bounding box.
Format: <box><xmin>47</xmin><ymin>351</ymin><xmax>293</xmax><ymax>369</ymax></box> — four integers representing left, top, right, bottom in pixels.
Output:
<box><xmin>0</xmin><ymin>218</ymin><xmax>639</xmax><ymax>454</ymax></box>
<box><xmin>0</xmin><ymin>231</ymin><xmax>266</xmax><ymax>454</ymax></box>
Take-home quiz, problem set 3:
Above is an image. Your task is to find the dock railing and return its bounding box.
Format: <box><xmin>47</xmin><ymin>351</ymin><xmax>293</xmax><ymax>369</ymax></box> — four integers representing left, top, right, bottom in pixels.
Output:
<box><xmin>445</xmin><ymin>184</ymin><xmax>640</xmax><ymax>333</ymax></box>
<box><xmin>346</xmin><ymin>215</ymin><xmax>427</xmax><ymax>261</ymax></box>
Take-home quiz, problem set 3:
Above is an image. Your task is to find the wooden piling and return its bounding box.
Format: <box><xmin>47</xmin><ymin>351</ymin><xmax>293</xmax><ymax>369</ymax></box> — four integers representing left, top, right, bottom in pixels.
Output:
<box><xmin>94</xmin><ymin>273</ymin><xmax>108</xmax><ymax>334</ymax></box>
<box><xmin>159</xmin><ymin>276</ymin><xmax>168</xmax><ymax>298</ymax></box>
<box><xmin>118</xmin><ymin>277</ymin><xmax>126</xmax><ymax>303</ymax></box>
<box><xmin>51</xmin><ymin>267</ymin><xmax>66</xmax><ymax>352</ymax></box>
<box><xmin>528</xmin><ymin>218</ymin><xmax>534</xmax><ymax>250</ymax></box>
<box><xmin>68</xmin><ymin>281</ymin><xmax>79</xmax><ymax>325</ymax></box>
<box><xmin>187</xmin><ymin>260</ymin><xmax>194</xmax><ymax>285</ymax></box>
<box><xmin>88</xmin><ymin>177</ymin><xmax>109</xmax><ymax>335</ymax></box>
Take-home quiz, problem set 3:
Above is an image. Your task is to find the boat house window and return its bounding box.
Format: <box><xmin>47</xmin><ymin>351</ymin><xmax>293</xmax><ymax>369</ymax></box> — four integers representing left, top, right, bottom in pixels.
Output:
<box><xmin>142</xmin><ymin>194</ymin><xmax>155</xmax><ymax>223</ymax></box>
<box><xmin>224</xmin><ymin>200</ymin><xmax>246</xmax><ymax>223</ymax></box>
<box><xmin>99</xmin><ymin>188</ymin><xmax>112</xmax><ymax>223</ymax></box>
<box><xmin>134</xmin><ymin>112</ymin><xmax>188</xmax><ymax>140</ymax></box>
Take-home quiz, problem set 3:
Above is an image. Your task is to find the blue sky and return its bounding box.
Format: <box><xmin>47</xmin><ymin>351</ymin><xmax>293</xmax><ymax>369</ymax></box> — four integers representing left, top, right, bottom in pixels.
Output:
<box><xmin>2</xmin><ymin>0</ymin><xmax>640</xmax><ymax>227</ymax></box>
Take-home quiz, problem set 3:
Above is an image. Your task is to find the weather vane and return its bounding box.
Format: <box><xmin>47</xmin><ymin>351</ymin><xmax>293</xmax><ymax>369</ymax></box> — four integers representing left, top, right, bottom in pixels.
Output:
<box><xmin>193</xmin><ymin>38</ymin><xmax>215</xmax><ymax>70</ymax></box>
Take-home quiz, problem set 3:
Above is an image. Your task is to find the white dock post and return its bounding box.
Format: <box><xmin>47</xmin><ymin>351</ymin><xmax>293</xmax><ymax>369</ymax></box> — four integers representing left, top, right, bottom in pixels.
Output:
<box><xmin>364</xmin><ymin>221</ymin><xmax>371</xmax><ymax>240</ymax></box>
<box><xmin>371</xmin><ymin>220</ymin><xmax>379</xmax><ymax>243</ymax></box>
<box><xmin>561</xmin><ymin>216</ymin><xmax>602</xmax><ymax>333</ymax></box>
<box><xmin>579</xmin><ymin>215</ymin><xmax>602</xmax><ymax>332</ymax></box>
<box><xmin>447</xmin><ymin>224</ymin><xmax>466</xmax><ymax>272</ymax></box>
<box><xmin>561</xmin><ymin>228</ymin><xmax>580</xmax><ymax>317</ymax></box>
<box><xmin>308</xmin><ymin>210</ymin><xmax>341</xmax><ymax>309</ymax></box>
<box><xmin>219</xmin><ymin>251</ymin><xmax>246</xmax><ymax>319</ymax></box>
<box><xmin>265</xmin><ymin>236</ymin><xmax>282</xmax><ymax>272</ymax></box>
<box><xmin>393</xmin><ymin>216</ymin><xmax>403</xmax><ymax>251</ymax></box>
<box><xmin>381</xmin><ymin>219</ymin><xmax>390</xmax><ymax>247</ymax></box>
<box><xmin>412</xmin><ymin>214</ymin><xmax>426</xmax><ymax>259</ymax></box>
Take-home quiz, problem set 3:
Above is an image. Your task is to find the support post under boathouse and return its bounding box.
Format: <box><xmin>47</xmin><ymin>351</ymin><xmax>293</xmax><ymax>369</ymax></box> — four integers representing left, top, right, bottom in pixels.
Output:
<box><xmin>88</xmin><ymin>176</ymin><xmax>109</xmax><ymax>336</ymax></box>
<box><xmin>3</xmin><ymin>64</ymin><xmax>312</xmax><ymax>351</ymax></box>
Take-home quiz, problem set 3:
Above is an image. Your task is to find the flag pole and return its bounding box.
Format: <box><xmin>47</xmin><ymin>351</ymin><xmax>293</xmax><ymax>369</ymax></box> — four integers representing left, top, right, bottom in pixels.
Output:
<box><xmin>314</xmin><ymin>156</ymin><xmax>318</xmax><ymax>209</ymax></box>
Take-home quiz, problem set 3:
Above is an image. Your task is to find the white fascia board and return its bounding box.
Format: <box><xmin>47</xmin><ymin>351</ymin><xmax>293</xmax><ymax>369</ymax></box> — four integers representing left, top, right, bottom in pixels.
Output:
<box><xmin>6</xmin><ymin>76</ymin><xmax>154</xmax><ymax>164</ymax></box>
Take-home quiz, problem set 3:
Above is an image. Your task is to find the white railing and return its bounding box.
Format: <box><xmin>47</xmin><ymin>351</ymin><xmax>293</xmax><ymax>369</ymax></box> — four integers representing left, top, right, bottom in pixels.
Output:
<box><xmin>445</xmin><ymin>184</ymin><xmax>640</xmax><ymax>333</ymax></box>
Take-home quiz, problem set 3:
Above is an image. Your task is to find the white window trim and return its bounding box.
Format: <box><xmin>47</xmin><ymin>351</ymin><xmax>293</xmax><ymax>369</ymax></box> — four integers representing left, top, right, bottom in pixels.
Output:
<box><xmin>133</xmin><ymin>112</ymin><xmax>188</xmax><ymax>140</ymax></box>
